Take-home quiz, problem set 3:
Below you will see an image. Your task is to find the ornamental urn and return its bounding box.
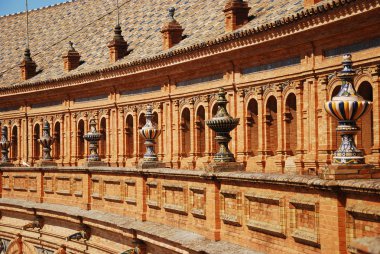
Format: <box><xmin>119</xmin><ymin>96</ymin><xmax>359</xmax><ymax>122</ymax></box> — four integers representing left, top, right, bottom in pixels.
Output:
<box><xmin>205</xmin><ymin>88</ymin><xmax>240</xmax><ymax>162</ymax></box>
<box><xmin>324</xmin><ymin>54</ymin><xmax>372</xmax><ymax>164</ymax></box>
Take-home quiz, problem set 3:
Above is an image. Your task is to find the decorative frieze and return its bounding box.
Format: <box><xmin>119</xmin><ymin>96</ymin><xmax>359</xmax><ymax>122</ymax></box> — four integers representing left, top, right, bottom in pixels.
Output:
<box><xmin>189</xmin><ymin>186</ymin><xmax>206</xmax><ymax>218</ymax></box>
<box><xmin>125</xmin><ymin>178</ymin><xmax>137</xmax><ymax>204</ymax></box>
<box><xmin>103</xmin><ymin>180</ymin><xmax>122</xmax><ymax>202</ymax></box>
<box><xmin>91</xmin><ymin>177</ymin><xmax>102</xmax><ymax>199</ymax></box>
<box><xmin>73</xmin><ymin>177</ymin><xmax>83</xmax><ymax>197</ymax></box>
<box><xmin>2</xmin><ymin>175</ymin><xmax>10</xmax><ymax>190</ymax></box>
<box><xmin>28</xmin><ymin>176</ymin><xmax>37</xmax><ymax>192</ymax></box>
<box><xmin>244</xmin><ymin>193</ymin><xmax>285</xmax><ymax>238</ymax></box>
<box><xmin>346</xmin><ymin>204</ymin><xmax>380</xmax><ymax>244</ymax></box>
<box><xmin>13</xmin><ymin>176</ymin><xmax>27</xmax><ymax>191</ymax></box>
<box><xmin>289</xmin><ymin>197</ymin><xmax>320</xmax><ymax>247</ymax></box>
<box><xmin>162</xmin><ymin>183</ymin><xmax>187</xmax><ymax>214</ymax></box>
<box><xmin>147</xmin><ymin>181</ymin><xmax>160</xmax><ymax>209</ymax></box>
<box><xmin>55</xmin><ymin>176</ymin><xmax>71</xmax><ymax>195</ymax></box>
<box><xmin>220</xmin><ymin>189</ymin><xmax>242</xmax><ymax>226</ymax></box>
<box><xmin>43</xmin><ymin>176</ymin><xmax>54</xmax><ymax>194</ymax></box>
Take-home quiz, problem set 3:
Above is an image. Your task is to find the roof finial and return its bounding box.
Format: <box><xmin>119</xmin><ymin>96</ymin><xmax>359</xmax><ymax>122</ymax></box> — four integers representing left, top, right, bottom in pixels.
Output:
<box><xmin>68</xmin><ymin>41</ymin><xmax>75</xmax><ymax>50</ymax></box>
<box><xmin>168</xmin><ymin>7</ymin><xmax>175</xmax><ymax>20</ymax></box>
<box><xmin>116</xmin><ymin>0</ymin><xmax>120</xmax><ymax>26</ymax></box>
<box><xmin>25</xmin><ymin>0</ymin><xmax>30</xmax><ymax>49</ymax></box>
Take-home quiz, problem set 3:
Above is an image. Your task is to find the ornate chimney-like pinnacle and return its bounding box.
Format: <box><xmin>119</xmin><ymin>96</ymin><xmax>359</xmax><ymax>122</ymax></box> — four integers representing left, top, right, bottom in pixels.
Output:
<box><xmin>223</xmin><ymin>0</ymin><xmax>251</xmax><ymax>32</ymax></box>
<box><xmin>19</xmin><ymin>48</ymin><xmax>37</xmax><ymax>80</ymax></box>
<box><xmin>108</xmin><ymin>24</ymin><xmax>129</xmax><ymax>63</ymax></box>
<box><xmin>160</xmin><ymin>7</ymin><xmax>184</xmax><ymax>50</ymax></box>
<box><xmin>62</xmin><ymin>41</ymin><xmax>81</xmax><ymax>72</ymax></box>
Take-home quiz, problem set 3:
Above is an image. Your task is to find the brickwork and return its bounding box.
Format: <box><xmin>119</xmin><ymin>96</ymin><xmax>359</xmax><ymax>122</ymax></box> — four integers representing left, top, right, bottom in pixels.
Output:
<box><xmin>0</xmin><ymin>167</ymin><xmax>379</xmax><ymax>253</ymax></box>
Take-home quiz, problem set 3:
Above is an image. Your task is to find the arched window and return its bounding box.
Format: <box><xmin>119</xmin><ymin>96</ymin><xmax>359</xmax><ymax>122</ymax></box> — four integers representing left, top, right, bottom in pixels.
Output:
<box><xmin>77</xmin><ymin>120</ymin><xmax>85</xmax><ymax>159</ymax></box>
<box><xmin>11</xmin><ymin>126</ymin><xmax>18</xmax><ymax>161</ymax></box>
<box><xmin>357</xmin><ymin>82</ymin><xmax>373</xmax><ymax>155</ymax></box>
<box><xmin>33</xmin><ymin>124</ymin><xmax>40</xmax><ymax>160</ymax></box>
<box><xmin>247</xmin><ymin>99</ymin><xmax>258</xmax><ymax>156</ymax></box>
<box><xmin>53</xmin><ymin>122</ymin><xmax>61</xmax><ymax>159</ymax></box>
<box><xmin>138</xmin><ymin>113</ymin><xmax>146</xmax><ymax>158</ymax></box>
<box><xmin>99</xmin><ymin>118</ymin><xmax>106</xmax><ymax>159</ymax></box>
<box><xmin>180</xmin><ymin>108</ymin><xmax>191</xmax><ymax>157</ymax></box>
<box><xmin>196</xmin><ymin>106</ymin><xmax>206</xmax><ymax>157</ymax></box>
<box><xmin>125</xmin><ymin>115</ymin><xmax>134</xmax><ymax>158</ymax></box>
<box><xmin>265</xmin><ymin>96</ymin><xmax>277</xmax><ymax>155</ymax></box>
<box><xmin>285</xmin><ymin>93</ymin><xmax>297</xmax><ymax>155</ymax></box>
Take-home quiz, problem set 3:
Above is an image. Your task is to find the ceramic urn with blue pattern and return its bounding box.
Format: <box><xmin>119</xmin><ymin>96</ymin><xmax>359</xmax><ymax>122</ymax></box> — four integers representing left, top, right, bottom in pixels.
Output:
<box><xmin>324</xmin><ymin>54</ymin><xmax>372</xmax><ymax>164</ymax></box>
<box><xmin>139</xmin><ymin>105</ymin><xmax>161</xmax><ymax>162</ymax></box>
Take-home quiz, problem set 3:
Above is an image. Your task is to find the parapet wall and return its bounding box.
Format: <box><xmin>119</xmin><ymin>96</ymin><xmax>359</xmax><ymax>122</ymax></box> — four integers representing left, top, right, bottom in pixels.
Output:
<box><xmin>0</xmin><ymin>167</ymin><xmax>379</xmax><ymax>254</ymax></box>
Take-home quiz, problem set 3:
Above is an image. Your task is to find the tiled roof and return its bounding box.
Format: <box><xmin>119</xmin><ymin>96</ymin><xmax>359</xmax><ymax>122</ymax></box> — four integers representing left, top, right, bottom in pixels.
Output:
<box><xmin>0</xmin><ymin>0</ymin><xmax>331</xmax><ymax>88</ymax></box>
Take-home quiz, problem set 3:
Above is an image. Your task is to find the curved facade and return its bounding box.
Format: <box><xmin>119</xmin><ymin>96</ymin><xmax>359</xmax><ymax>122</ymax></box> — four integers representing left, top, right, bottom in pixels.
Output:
<box><xmin>0</xmin><ymin>0</ymin><xmax>380</xmax><ymax>253</ymax></box>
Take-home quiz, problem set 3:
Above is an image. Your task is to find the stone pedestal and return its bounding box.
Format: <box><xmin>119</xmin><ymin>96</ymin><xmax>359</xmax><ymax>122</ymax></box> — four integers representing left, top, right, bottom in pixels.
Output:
<box><xmin>36</xmin><ymin>160</ymin><xmax>57</xmax><ymax>167</ymax></box>
<box><xmin>137</xmin><ymin>160</ymin><xmax>166</xmax><ymax>169</ymax></box>
<box><xmin>0</xmin><ymin>162</ymin><xmax>13</xmax><ymax>167</ymax></box>
<box><xmin>204</xmin><ymin>162</ymin><xmax>244</xmax><ymax>172</ymax></box>
<box><xmin>82</xmin><ymin>161</ymin><xmax>107</xmax><ymax>167</ymax></box>
<box><xmin>319</xmin><ymin>164</ymin><xmax>379</xmax><ymax>180</ymax></box>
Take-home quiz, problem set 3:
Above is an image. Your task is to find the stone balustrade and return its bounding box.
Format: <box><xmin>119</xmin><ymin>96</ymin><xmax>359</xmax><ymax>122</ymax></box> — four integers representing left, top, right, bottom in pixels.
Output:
<box><xmin>0</xmin><ymin>166</ymin><xmax>379</xmax><ymax>253</ymax></box>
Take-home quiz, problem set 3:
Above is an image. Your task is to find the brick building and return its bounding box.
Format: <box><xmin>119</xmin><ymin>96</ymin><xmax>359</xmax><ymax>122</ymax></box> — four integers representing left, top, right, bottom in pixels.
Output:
<box><xmin>0</xmin><ymin>0</ymin><xmax>379</xmax><ymax>253</ymax></box>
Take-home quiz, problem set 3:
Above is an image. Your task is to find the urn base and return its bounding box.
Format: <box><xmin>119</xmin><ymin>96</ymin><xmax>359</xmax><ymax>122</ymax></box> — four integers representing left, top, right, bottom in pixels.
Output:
<box><xmin>319</xmin><ymin>164</ymin><xmax>379</xmax><ymax>180</ymax></box>
<box><xmin>204</xmin><ymin>162</ymin><xmax>244</xmax><ymax>172</ymax></box>
<box><xmin>0</xmin><ymin>162</ymin><xmax>14</xmax><ymax>167</ymax></box>
<box><xmin>36</xmin><ymin>160</ymin><xmax>57</xmax><ymax>167</ymax></box>
<box><xmin>82</xmin><ymin>160</ymin><xmax>108</xmax><ymax>167</ymax></box>
<box><xmin>137</xmin><ymin>160</ymin><xmax>166</xmax><ymax>169</ymax></box>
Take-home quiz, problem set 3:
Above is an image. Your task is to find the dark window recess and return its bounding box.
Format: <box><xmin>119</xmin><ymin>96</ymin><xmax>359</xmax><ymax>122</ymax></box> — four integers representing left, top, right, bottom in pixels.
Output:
<box><xmin>0</xmin><ymin>105</ymin><xmax>19</xmax><ymax>112</ymax></box>
<box><xmin>121</xmin><ymin>85</ymin><xmax>161</xmax><ymax>96</ymax></box>
<box><xmin>242</xmin><ymin>56</ymin><xmax>301</xmax><ymax>75</ymax></box>
<box><xmin>176</xmin><ymin>73</ymin><xmax>223</xmax><ymax>87</ymax></box>
<box><xmin>75</xmin><ymin>94</ymin><xmax>108</xmax><ymax>103</ymax></box>
<box><xmin>31</xmin><ymin>100</ymin><xmax>62</xmax><ymax>109</ymax></box>
<box><xmin>324</xmin><ymin>37</ymin><xmax>380</xmax><ymax>58</ymax></box>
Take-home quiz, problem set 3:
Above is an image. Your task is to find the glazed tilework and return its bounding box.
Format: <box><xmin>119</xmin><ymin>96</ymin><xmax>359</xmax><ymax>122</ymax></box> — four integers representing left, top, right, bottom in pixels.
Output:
<box><xmin>0</xmin><ymin>0</ymin><xmax>329</xmax><ymax>87</ymax></box>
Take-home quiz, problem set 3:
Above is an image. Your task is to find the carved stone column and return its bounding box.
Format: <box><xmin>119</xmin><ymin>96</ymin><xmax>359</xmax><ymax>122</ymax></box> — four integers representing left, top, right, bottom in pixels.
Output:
<box><xmin>172</xmin><ymin>100</ymin><xmax>180</xmax><ymax>168</ymax></box>
<box><xmin>294</xmin><ymin>81</ymin><xmax>305</xmax><ymax>173</ymax></box>
<box><xmin>118</xmin><ymin>108</ymin><xmax>125</xmax><ymax>167</ymax></box>
<box><xmin>369</xmin><ymin>65</ymin><xmax>380</xmax><ymax>168</ymax></box>
<box><xmin>236</xmin><ymin>89</ymin><xmax>246</xmax><ymax>163</ymax></box>
<box><xmin>27</xmin><ymin>118</ymin><xmax>34</xmax><ymax>164</ymax></box>
<box><xmin>188</xmin><ymin>98</ymin><xmax>196</xmax><ymax>169</ymax></box>
<box><xmin>274</xmin><ymin>84</ymin><xmax>285</xmax><ymax>172</ymax></box>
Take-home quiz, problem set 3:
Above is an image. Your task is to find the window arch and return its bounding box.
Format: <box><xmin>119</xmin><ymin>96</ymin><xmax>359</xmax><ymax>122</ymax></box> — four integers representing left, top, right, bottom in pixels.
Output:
<box><xmin>125</xmin><ymin>115</ymin><xmax>134</xmax><ymax>158</ymax></box>
<box><xmin>195</xmin><ymin>105</ymin><xmax>206</xmax><ymax>157</ymax></box>
<box><xmin>11</xmin><ymin>125</ymin><xmax>18</xmax><ymax>161</ymax></box>
<box><xmin>284</xmin><ymin>93</ymin><xmax>297</xmax><ymax>155</ymax></box>
<box><xmin>53</xmin><ymin>122</ymin><xmax>61</xmax><ymax>159</ymax></box>
<box><xmin>247</xmin><ymin>99</ymin><xmax>258</xmax><ymax>156</ymax></box>
<box><xmin>265</xmin><ymin>96</ymin><xmax>277</xmax><ymax>155</ymax></box>
<box><xmin>357</xmin><ymin>81</ymin><xmax>373</xmax><ymax>155</ymax></box>
<box><xmin>180</xmin><ymin>108</ymin><xmax>191</xmax><ymax>157</ymax></box>
<box><xmin>77</xmin><ymin>120</ymin><xmax>85</xmax><ymax>159</ymax></box>
<box><xmin>33</xmin><ymin>124</ymin><xmax>40</xmax><ymax>161</ymax></box>
<box><xmin>99</xmin><ymin>118</ymin><xmax>106</xmax><ymax>159</ymax></box>
<box><xmin>138</xmin><ymin>113</ymin><xmax>146</xmax><ymax>158</ymax></box>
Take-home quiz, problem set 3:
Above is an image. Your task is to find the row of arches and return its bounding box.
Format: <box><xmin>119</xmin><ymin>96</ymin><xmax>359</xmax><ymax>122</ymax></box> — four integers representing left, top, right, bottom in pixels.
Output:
<box><xmin>2</xmin><ymin>81</ymin><xmax>374</xmax><ymax>166</ymax></box>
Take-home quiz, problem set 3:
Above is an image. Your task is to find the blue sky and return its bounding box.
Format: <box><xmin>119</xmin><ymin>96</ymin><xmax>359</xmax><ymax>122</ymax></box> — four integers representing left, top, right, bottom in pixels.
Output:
<box><xmin>0</xmin><ymin>0</ymin><xmax>69</xmax><ymax>16</ymax></box>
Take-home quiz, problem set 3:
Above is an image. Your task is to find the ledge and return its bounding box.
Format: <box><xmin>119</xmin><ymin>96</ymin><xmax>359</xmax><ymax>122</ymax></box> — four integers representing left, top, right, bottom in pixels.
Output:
<box><xmin>1</xmin><ymin>166</ymin><xmax>380</xmax><ymax>194</ymax></box>
<box><xmin>0</xmin><ymin>198</ymin><xmax>262</xmax><ymax>254</ymax></box>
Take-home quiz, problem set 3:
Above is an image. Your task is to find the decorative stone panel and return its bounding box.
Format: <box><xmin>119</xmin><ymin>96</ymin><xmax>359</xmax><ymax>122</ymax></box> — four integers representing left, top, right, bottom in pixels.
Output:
<box><xmin>189</xmin><ymin>186</ymin><xmax>206</xmax><ymax>218</ymax></box>
<box><xmin>43</xmin><ymin>176</ymin><xmax>54</xmax><ymax>194</ymax></box>
<box><xmin>125</xmin><ymin>179</ymin><xmax>136</xmax><ymax>205</ymax></box>
<box><xmin>103</xmin><ymin>180</ymin><xmax>122</xmax><ymax>202</ymax></box>
<box><xmin>2</xmin><ymin>175</ymin><xmax>10</xmax><ymax>190</ymax></box>
<box><xmin>346</xmin><ymin>205</ymin><xmax>380</xmax><ymax>245</ymax></box>
<box><xmin>91</xmin><ymin>177</ymin><xmax>102</xmax><ymax>199</ymax></box>
<box><xmin>162</xmin><ymin>183</ymin><xmax>187</xmax><ymax>215</ymax></box>
<box><xmin>245</xmin><ymin>193</ymin><xmax>285</xmax><ymax>237</ymax></box>
<box><xmin>56</xmin><ymin>176</ymin><xmax>71</xmax><ymax>195</ymax></box>
<box><xmin>73</xmin><ymin>177</ymin><xmax>83</xmax><ymax>197</ymax></box>
<box><xmin>289</xmin><ymin>197</ymin><xmax>320</xmax><ymax>247</ymax></box>
<box><xmin>28</xmin><ymin>176</ymin><xmax>37</xmax><ymax>192</ymax></box>
<box><xmin>220</xmin><ymin>189</ymin><xmax>242</xmax><ymax>226</ymax></box>
<box><xmin>13</xmin><ymin>176</ymin><xmax>27</xmax><ymax>191</ymax></box>
<box><xmin>147</xmin><ymin>181</ymin><xmax>160</xmax><ymax>209</ymax></box>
